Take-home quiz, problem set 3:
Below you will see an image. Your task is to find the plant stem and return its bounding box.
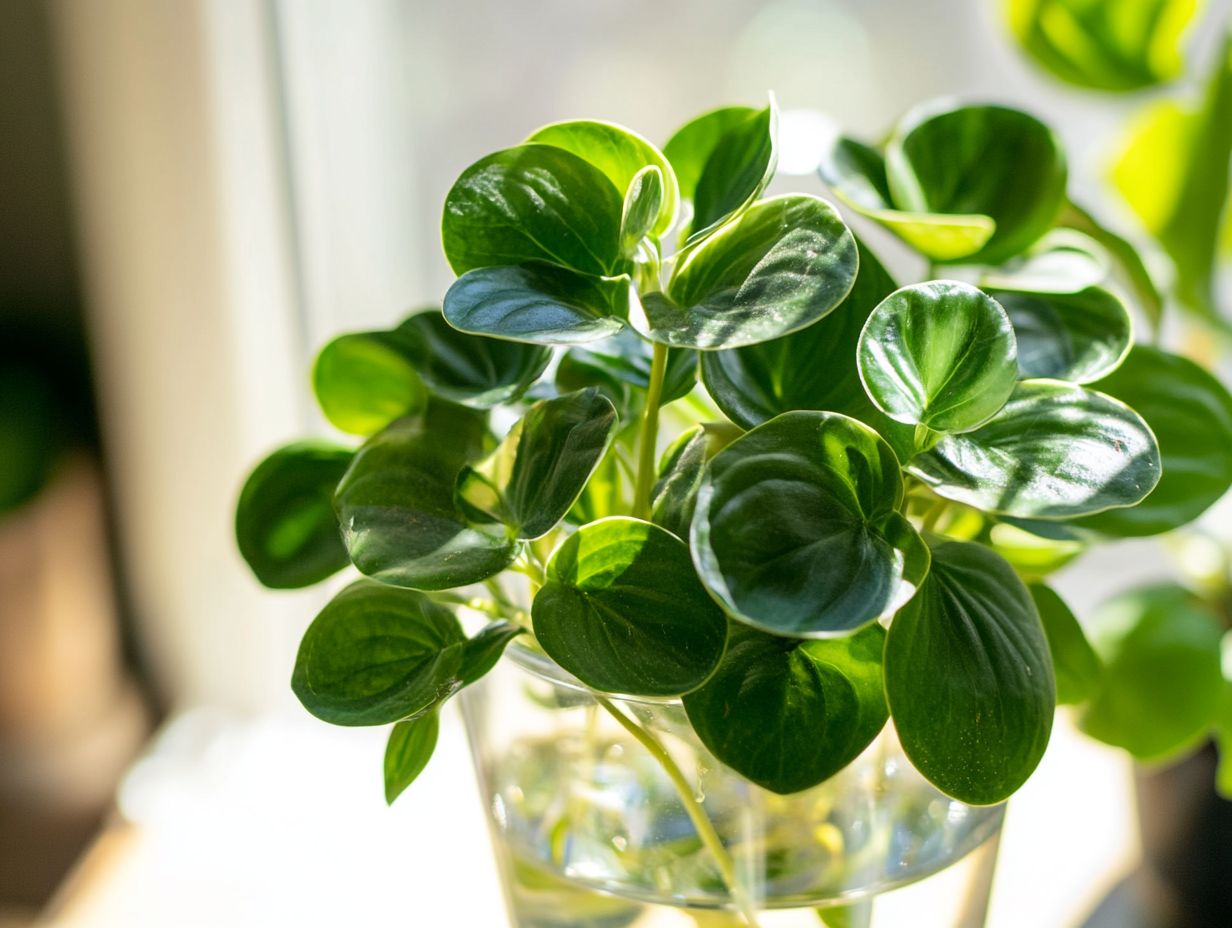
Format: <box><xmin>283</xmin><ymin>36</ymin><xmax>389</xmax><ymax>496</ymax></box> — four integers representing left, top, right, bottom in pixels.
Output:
<box><xmin>595</xmin><ymin>695</ymin><xmax>763</xmax><ymax>928</ymax></box>
<box><xmin>921</xmin><ymin>496</ymin><xmax>949</xmax><ymax>534</ymax></box>
<box><xmin>633</xmin><ymin>341</ymin><xmax>670</xmax><ymax>520</ymax></box>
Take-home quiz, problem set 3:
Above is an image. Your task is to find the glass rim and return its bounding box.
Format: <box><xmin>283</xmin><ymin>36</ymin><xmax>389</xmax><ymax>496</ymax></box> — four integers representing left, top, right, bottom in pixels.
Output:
<box><xmin>505</xmin><ymin>639</ymin><xmax>684</xmax><ymax>707</ymax></box>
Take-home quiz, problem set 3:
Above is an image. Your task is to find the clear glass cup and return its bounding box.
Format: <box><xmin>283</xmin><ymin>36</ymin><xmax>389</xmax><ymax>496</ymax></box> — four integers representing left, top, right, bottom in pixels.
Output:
<box><xmin>460</xmin><ymin>642</ymin><xmax>1004</xmax><ymax>928</ymax></box>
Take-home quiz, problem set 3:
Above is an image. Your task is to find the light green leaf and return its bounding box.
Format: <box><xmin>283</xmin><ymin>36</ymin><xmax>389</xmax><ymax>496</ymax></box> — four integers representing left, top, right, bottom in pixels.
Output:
<box><xmin>312</xmin><ymin>332</ymin><xmax>428</xmax><ymax>436</ymax></box>
<box><xmin>1080</xmin><ymin>584</ymin><xmax>1224</xmax><ymax>761</ymax></box>
<box><xmin>683</xmin><ymin>621</ymin><xmax>888</xmax><ymax>795</ymax></box>
<box><xmin>385</xmin><ymin>709</ymin><xmax>439</xmax><ymax>804</ymax></box>
<box><xmin>816</xmin><ymin>901</ymin><xmax>873</xmax><ymax>928</ymax></box>
<box><xmin>292</xmin><ymin>580</ymin><xmax>466</xmax><ymax>726</ymax></box>
<box><xmin>979</xmin><ymin>229</ymin><xmax>1110</xmax><ymax>294</ymax></box>
<box><xmin>458</xmin><ymin>388</ymin><xmax>618</xmax><ymax>540</ymax></box>
<box><xmin>990</xmin><ymin>286</ymin><xmax>1131</xmax><ymax>383</ymax></box>
<box><xmin>334</xmin><ymin>404</ymin><xmax>518</xmax><ymax>590</ymax></box>
<box><xmin>1216</xmin><ymin>634</ymin><xmax>1232</xmax><ymax>798</ymax></box>
<box><xmin>692</xmin><ymin>411</ymin><xmax>927</xmax><ymax>636</ymax></box>
<box><xmin>235</xmin><ymin>441</ymin><xmax>352</xmax><ymax>590</ymax></box>
<box><xmin>910</xmin><ymin>380</ymin><xmax>1160</xmax><ymax>519</ymax></box>
<box><xmin>1030</xmin><ymin>583</ymin><xmax>1101</xmax><ymax>704</ymax></box>
<box><xmin>638</xmin><ymin>195</ymin><xmax>858</xmax><ymax>350</ymax></box>
<box><xmin>858</xmin><ymin>281</ymin><xmax>1018</xmax><ymax>433</ymax></box>
<box><xmin>886</xmin><ymin>104</ymin><xmax>1067</xmax><ymax>265</ymax></box>
<box><xmin>650</xmin><ymin>425</ymin><xmax>707</xmax><ymax>539</ymax></box>
<box><xmin>555</xmin><ymin>327</ymin><xmax>696</xmax><ymax>423</ymax></box>
<box><xmin>443</xmin><ymin>262</ymin><xmax>629</xmax><ymax>346</ymax></box>
<box><xmin>442</xmin><ymin>144</ymin><xmax>625</xmax><ymax>277</ymax></box>
<box><xmin>533</xmin><ymin>517</ymin><xmax>728</xmax><ymax>696</ymax></box>
<box><xmin>885</xmin><ymin>539</ymin><xmax>1055</xmax><ymax>805</ymax></box>
<box><xmin>663</xmin><ymin>106</ymin><xmax>757</xmax><ymax>207</ymax></box>
<box><xmin>1072</xmin><ymin>346</ymin><xmax>1232</xmax><ymax>536</ymax></box>
<box><xmin>527</xmin><ymin>119</ymin><xmax>680</xmax><ymax>238</ymax></box>
<box><xmin>620</xmin><ymin>165</ymin><xmax>664</xmax><ymax>253</ymax></box>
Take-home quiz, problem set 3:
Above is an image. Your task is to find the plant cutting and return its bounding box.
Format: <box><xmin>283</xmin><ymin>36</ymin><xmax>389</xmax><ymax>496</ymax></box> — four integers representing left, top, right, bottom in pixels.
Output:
<box><xmin>235</xmin><ymin>96</ymin><xmax>1231</xmax><ymax>926</ymax></box>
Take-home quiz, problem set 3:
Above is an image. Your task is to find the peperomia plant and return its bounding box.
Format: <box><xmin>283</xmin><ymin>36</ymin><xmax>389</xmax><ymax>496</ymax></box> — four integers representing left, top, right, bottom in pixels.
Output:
<box><xmin>235</xmin><ymin>98</ymin><xmax>1232</xmax><ymax>849</ymax></box>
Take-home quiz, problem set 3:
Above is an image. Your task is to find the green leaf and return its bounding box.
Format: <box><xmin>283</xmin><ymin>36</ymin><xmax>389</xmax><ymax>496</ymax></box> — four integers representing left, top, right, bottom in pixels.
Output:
<box><xmin>458</xmin><ymin>620</ymin><xmax>525</xmax><ymax>687</ymax></box>
<box><xmin>441</xmin><ymin>143</ymin><xmax>625</xmax><ymax>277</ymax></box>
<box><xmin>235</xmin><ymin>441</ymin><xmax>352</xmax><ymax>589</ymax></box>
<box><xmin>1029</xmin><ymin>583</ymin><xmax>1101</xmax><ymax>705</ymax></box>
<box><xmin>885</xmin><ymin>539</ymin><xmax>1055</xmax><ymax>805</ymax></box>
<box><xmin>556</xmin><ymin>327</ymin><xmax>696</xmax><ymax>423</ymax></box>
<box><xmin>292</xmin><ymin>580</ymin><xmax>467</xmax><ymax>726</ymax></box>
<box><xmin>886</xmin><ymin>104</ymin><xmax>1067</xmax><ymax>265</ymax></box>
<box><xmin>335</xmin><ymin>404</ymin><xmax>518</xmax><ymax>590</ymax></box>
<box><xmin>1007</xmin><ymin>0</ymin><xmax>1202</xmax><ymax>92</ymax></box>
<box><xmin>528</xmin><ymin>120</ymin><xmax>679</xmax><ymax>239</ymax></box>
<box><xmin>312</xmin><ymin>333</ymin><xmax>428</xmax><ymax>436</ymax></box>
<box><xmin>816</xmin><ymin>901</ymin><xmax>873</xmax><ymax>928</ymax></box>
<box><xmin>989</xmin><ymin>286</ymin><xmax>1131</xmax><ymax>384</ymax></box>
<box><xmin>910</xmin><ymin>380</ymin><xmax>1160</xmax><ymax>519</ymax></box>
<box><xmin>384</xmin><ymin>709</ymin><xmax>440</xmax><ymax>804</ymax></box>
<box><xmin>393</xmin><ymin>310</ymin><xmax>551</xmax><ymax>409</ymax></box>
<box><xmin>533</xmin><ymin>517</ymin><xmax>728</xmax><ymax>696</ymax></box>
<box><xmin>986</xmin><ymin>521</ymin><xmax>1085</xmax><ymax>580</ymax></box>
<box><xmin>443</xmin><ymin>262</ymin><xmax>629</xmax><ymax>346</ymax></box>
<box><xmin>1110</xmin><ymin>33</ymin><xmax>1232</xmax><ymax>320</ymax></box>
<box><xmin>458</xmin><ymin>388</ymin><xmax>618</xmax><ymax>540</ymax></box>
<box><xmin>663</xmin><ymin>105</ymin><xmax>756</xmax><ymax>206</ymax></box>
<box><xmin>858</xmin><ymin>281</ymin><xmax>1018</xmax><ymax>433</ymax></box>
<box><xmin>638</xmin><ymin>195</ymin><xmax>858</xmax><ymax>350</ymax></box>
<box><xmin>688</xmin><ymin>103</ymin><xmax>777</xmax><ymax>240</ymax></box>
<box><xmin>692</xmin><ymin>411</ymin><xmax>927</xmax><ymax>636</ymax></box>
<box><xmin>651</xmin><ymin>425</ymin><xmax>707</xmax><ymax>539</ymax></box>
<box><xmin>979</xmin><ymin>228</ymin><xmax>1110</xmax><ymax>295</ymax></box>
<box><xmin>619</xmin><ymin>165</ymin><xmax>664</xmax><ymax>253</ymax></box>
<box><xmin>1071</xmin><ymin>346</ymin><xmax>1232</xmax><ymax>536</ymax></box>
<box><xmin>1080</xmin><ymin>584</ymin><xmax>1224</xmax><ymax>761</ymax></box>
<box><xmin>1216</xmin><ymin>637</ymin><xmax>1232</xmax><ymax>798</ymax></box>
<box><xmin>683</xmin><ymin>621</ymin><xmax>888</xmax><ymax>795</ymax></box>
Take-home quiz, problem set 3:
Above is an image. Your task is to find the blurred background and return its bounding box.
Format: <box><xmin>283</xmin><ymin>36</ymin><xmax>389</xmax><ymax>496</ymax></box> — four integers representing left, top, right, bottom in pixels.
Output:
<box><xmin>1</xmin><ymin>0</ymin><xmax>1229</xmax><ymax>925</ymax></box>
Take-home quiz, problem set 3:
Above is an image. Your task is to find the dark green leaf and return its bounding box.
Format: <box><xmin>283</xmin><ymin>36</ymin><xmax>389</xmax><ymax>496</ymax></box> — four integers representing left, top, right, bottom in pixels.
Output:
<box><xmin>292</xmin><ymin>581</ymin><xmax>466</xmax><ymax>726</ymax></box>
<box><xmin>651</xmin><ymin>426</ymin><xmax>707</xmax><ymax>539</ymax></box>
<box><xmin>443</xmin><ymin>263</ymin><xmax>629</xmax><ymax>346</ymax></box>
<box><xmin>910</xmin><ymin>380</ymin><xmax>1160</xmax><ymax>519</ymax></box>
<box><xmin>566</xmin><ymin>446</ymin><xmax>625</xmax><ymax>526</ymax></box>
<box><xmin>312</xmin><ymin>333</ymin><xmax>428</xmax><ymax>436</ymax></box>
<box><xmin>663</xmin><ymin>106</ymin><xmax>756</xmax><ymax>205</ymax></box>
<box><xmin>692</xmin><ymin>411</ymin><xmax>927</xmax><ymax>636</ymax></box>
<box><xmin>458</xmin><ymin>620</ymin><xmax>525</xmax><ymax>687</ymax></box>
<box><xmin>1030</xmin><ymin>583</ymin><xmax>1101</xmax><ymax>705</ymax></box>
<box><xmin>533</xmin><ymin>517</ymin><xmax>727</xmax><ymax>696</ymax></box>
<box><xmin>556</xmin><ymin>327</ymin><xmax>696</xmax><ymax>423</ymax></box>
<box><xmin>527</xmin><ymin>119</ymin><xmax>679</xmax><ymax>239</ymax></box>
<box><xmin>393</xmin><ymin>310</ymin><xmax>551</xmax><ymax>409</ymax></box>
<box><xmin>1071</xmin><ymin>346</ymin><xmax>1232</xmax><ymax>536</ymax></box>
<box><xmin>441</xmin><ymin>144</ymin><xmax>624</xmax><ymax>277</ymax></box>
<box><xmin>990</xmin><ymin>286</ymin><xmax>1131</xmax><ymax>384</ymax></box>
<box><xmin>886</xmin><ymin>104</ymin><xmax>1067</xmax><ymax>265</ymax></box>
<box><xmin>858</xmin><ymin>281</ymin><xmax>1018</xmax><ymax>433</ymax></box>
<box><xmin>384</xmin><ymin>709</ymin><xmax>440</xmax><ymax>804</ymax></box>
<box><xmin>688</xmin><ymin>103</ymin><xmax>777</xmax><ymax>239</ymax></box>
<box><xmin>885</xmin><ymin>539</ymin><xmax>1055</xmax><ymax>805</ymax></box>
<box><xmin>683</xmin><ymin>622</ymin><xmax>888</xmax><ymax>795</ymax></box>
<box><xmin>235</xmin><ymin>441</ymin><xmax>352</xmax><ymax>589</ymax></box>
<box><xmin>335</xmin><ymin>404</ymin><xmax>518</xmax><ymax>590</ymax></box>
<box><xmin>1080</xmin><ymin>584</ymin><xmax>1224</xmax><ymax>761</ymax></box>
<box><xmin>639</xmin><ymin>195</ymin><xmax>858</xmax><ymax>350</ymax></box>
<box><xmin>458</xmin><ymin>388</ymin><xmax>618</xmax><ymax>540</ymax></box>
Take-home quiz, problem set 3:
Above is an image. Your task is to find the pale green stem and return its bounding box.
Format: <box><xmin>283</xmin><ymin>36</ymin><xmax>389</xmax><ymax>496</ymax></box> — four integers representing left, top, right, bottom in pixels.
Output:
<box><xmin>595</xmin><ymin>695</ymin><xmax>763</xmax><ymax>928</ymax></box>
<box><xmin>633</xmin><ymin>341</ymin><xmax>670</xmax><ymax>520</ymax></box>
<box><xmin>921</xmin><ymin>496</ymin><xmax>949</xmax><ymax>534</ymax></box>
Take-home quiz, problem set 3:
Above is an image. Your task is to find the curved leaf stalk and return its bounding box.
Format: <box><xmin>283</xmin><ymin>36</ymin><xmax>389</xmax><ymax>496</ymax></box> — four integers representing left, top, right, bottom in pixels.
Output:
<box><xmin>595</xmin><ymin>695</ymin><xmax>764</xmax><ymax>928</ymax></box>
<box><xmin>633</xmin><ymin>341</ymin><xmax>671</xmax><ymax>519</ymax></box>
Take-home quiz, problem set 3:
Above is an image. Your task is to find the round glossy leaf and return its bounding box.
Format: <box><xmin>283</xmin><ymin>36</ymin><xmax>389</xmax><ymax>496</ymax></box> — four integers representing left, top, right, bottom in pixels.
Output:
<box><xmin>663</xmin><ymin>105</ymin><xmax>757</xmax><ymax>207</ymax></box>
<box><xmin>442</xmin><ymin>144</ymin><xmax>624</xmax><ymax>277</ymax></box>
<box><xmin>688</xmin><ymin>103</ymin><xmax>777</xmax><ymax>240</ymax></box>
<box><xmin>1072</xmin><ymin>346</ymin><xmax>1232</xmax><ymax>536</ymax></box>
<box><xmin>910</xmin><ymin>380</ymin><xmax>1160</xmax><ymax>519</ymax></box>
<box><xmin>991</xmin><ymin>286</ymin><xmax>1131</xmax><ymax>384</ymax></box>
<box><xmin>385</xmin><ymin>709</ymin><xmax>439</xmax><ymax>804</ymax></box>
<box><xmin>292</xmin><ymin>581</ymin><xmax>466</xmax><ymax>726</ymax></box>
<box><xmin>235</xmin><ymin>441</ymin><xmax>352</xmax><ymax>589</ymax></box>
<box><xmin>533</xmin><ymin>518</ymin><xmax>728</xmax><ymax>697</ymax></box>
<box><xmin>556</xmin><ymin>327</ymin><xmax>697</xmax><ymax>423</ymax></box>
<box><xmin>692</xmin><ymin>411</ymin><xmax>928</xmax><ymax>637</ymax></box>
<box><xmin>459</xmin><ymin>388</ymin><xmax>618</xmax><ymax>540</ymax></box>
<box><xmin>885</xmin><ymin>539</ymin><xmax>1055</xmax><ymax>805</ymax></box>
<box><xmin>979</xmin><ymin>229</ymin><xmax>1110</xmax><ymax>295</ymax></box>
<box><xmin>1080</xmin><ymin>584</ymin><xmax>1224</xmax><ymax>761</ymax></box>
<box><xmin>858</xmin><ymin>281</ymin><xmax>1018</xmax><ymax>433</ymax></box>
<box><xmin>1030</xmin><ymin>583</ymin><xmax>1101</xmax><ymax>705</ymax></box>
<box><xmin>683</xmin><ymin>622</ymin><xmax>888</xmax><ymax>794</ymax></box>
<box><xmin>640</xmin><ymin>195</ymin><xmax>858</xmax><ymax>350</ymax></box>
<box><xmin>443</xmin><ymin>263</ymin><xmax>629</xmax><ymax>346</ymax></box>
<box><xmin>312</xmin><ymin>333</ymin><xmax>428</xmax><ymax>436</ymax></box>
<box><xmin>528</xmin><ymin>120</ymin><xmax>679</xmax><ymax>238</ymax></box>
<box><xmin>886</xmin><ymin>104</ymin><xmax>1067</xmax><ymax>265</ymax></box>
<box><xmin>394</xmin><ymin>310</ymin><xmax>551</xmax><ymax>409</ymax></box>
<box><xmin>335</xmin><ymin>405</ymin><xmax>518</xmax><ymax>590</ymax></box>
